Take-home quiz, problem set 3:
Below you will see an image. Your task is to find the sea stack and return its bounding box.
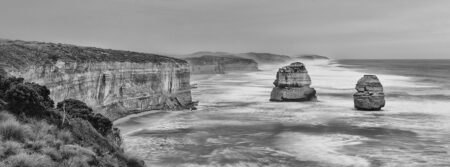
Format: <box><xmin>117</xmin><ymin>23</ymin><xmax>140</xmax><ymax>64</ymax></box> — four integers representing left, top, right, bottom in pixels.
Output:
<box><xmin>353</xmin><ymin>75</ymin><xmax>385</xmax><ymax>110</ymax></box>
<box><xmin>270</xmin><ymin>62</ymin><xmax>317</xmax><ymax>102</ymax></box>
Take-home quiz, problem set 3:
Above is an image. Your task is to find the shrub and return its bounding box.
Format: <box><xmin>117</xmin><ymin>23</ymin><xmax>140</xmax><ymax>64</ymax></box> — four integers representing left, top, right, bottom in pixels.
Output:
<box><xmin>26</xmin><ymin>82</ymin><xmax>54</xmax><ymax>109</ymax></box>
<box><xmin>59</xmin><ymin>144</ymin><xmax>97</xmax><ymax>167</ymax></box>
<box><xmin>41</xmin><ymin>108</ymin><xmax>63</xmax><ymax>126</ymax></box>
<box><xmin>0</xmin><ymin>111</ymin><xmax>15</xmax><ymax>122</ymax></box>
<box><xmin>87</xmin><ymin>113</ymin><xmax>112</xmax><ymax>135</ymax></box>
<box><xmin>0</xmin><ymin>141</ymin><xmax>23</xmax><ymax>158</ymax></box>
<box><xmin>0</xmin><ymin>77</ymin><xmax>24</xmax><ymax>98</ymax></box>
<box><xmin>29</xmin><ymin>120</ymin><xmax>57</xmax><ymax>141</ymax></box>
<box><xmin>57</xmin><ymin>99</ymin><xmax>93</xmax><ymax>118</ymax></box>
<box><xmin>56</xmin><ymin>130</ymin><xmax>73</xmax><ymax>144</ymax></box>
<box><xmin>1</xmin><ymin>152</ymin><xmax>56</xmax><ymax>167</ymax></box>
<box><xmin>4</xmin><ymin>83</ymin><xmax>46</xmax><ymax>116</ymax></box>
<box><xmin>41</xmin><ymin>147</ymin><xmax>62</xmax><ymax>161</ymax></box>
<box><xmin>0</xmin><ymin>118</ymin><xmax>32</xmax><ymax>142</ymax></box>
<box><xmin>57</xmin><ymin>99</ymin><xmax>112</xmax><ymax>136</ymax></box>
<box><xmin>25</xmin><ymin>140</ymin><xmax>46</xmax><ymax>152</ymax></box>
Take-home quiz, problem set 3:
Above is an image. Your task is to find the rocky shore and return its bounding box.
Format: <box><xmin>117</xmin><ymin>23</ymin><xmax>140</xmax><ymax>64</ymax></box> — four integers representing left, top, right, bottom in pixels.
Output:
<box><xmin>270</xmin><ymin>62</ymin><xmax>317</xmax><ymax>102</ymax></box>
<box><xmin>353</xmin><ymin>75</ymin><xmax>385</xmax><ymax>110</ymax></box>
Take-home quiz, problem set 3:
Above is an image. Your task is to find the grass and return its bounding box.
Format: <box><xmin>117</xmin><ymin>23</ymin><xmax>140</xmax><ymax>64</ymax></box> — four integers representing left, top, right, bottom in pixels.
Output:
<box><xmin>0</xmin><ymin>39</ymin><xmax>187</xmax><ymax>71</ymax></box>
<box><xmin>0</xmin><ymin>110</ymin><xmax>146</xmax><ymax>166</ymax></box>
<box><xmin>0</xmin><ymin>112</ymin><xmax>92</xmax><ymax>166</ymax></box>
<box><xmin>0</xmin><ymin>152</ymin><xmax>55</xmax><ymax>167</ymax></box>
<box><xmin>0</xmin><ymin>117</ymin><xmax>31</xmax><ymax>142</ymax></box>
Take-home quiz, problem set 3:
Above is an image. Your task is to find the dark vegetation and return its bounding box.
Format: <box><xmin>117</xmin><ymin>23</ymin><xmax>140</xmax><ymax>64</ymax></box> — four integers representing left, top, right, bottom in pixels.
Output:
<box><xmin>0</xmin><ymin>75</ymin><xmax>145</xmax><ymax>167</ymax></box>
<box><xmin>0</xmin><ymin>39</ymin><xmax>186</xmax><ymax>70</ymax></box>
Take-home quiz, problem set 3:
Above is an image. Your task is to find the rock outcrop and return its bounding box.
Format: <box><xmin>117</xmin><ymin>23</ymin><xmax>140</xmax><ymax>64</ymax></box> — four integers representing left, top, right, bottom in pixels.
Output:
<box><xmin>185</xmin><ymin>55</ymin><xmax>258</xmax><ymax>74</ymax></box>
<box><xmin>353</xmin><ymin>75</ymin><xmax>385</xmax><ymax>110</ymax></box>
<box><xmin>270</xmin><ymin>62</ymin><xmax>317</xmax><ymax>101</ymax></box>
<box><xmin>0</xmin><ymin>39</ymin><xmax>193</xmax><ymax>120</ymax></box>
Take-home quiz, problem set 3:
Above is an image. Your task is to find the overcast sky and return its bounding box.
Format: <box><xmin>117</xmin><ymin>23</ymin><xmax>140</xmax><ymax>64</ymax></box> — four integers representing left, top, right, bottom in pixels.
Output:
<box><xmin>1</xmin><ymin>0</ymin><xmax>450</xmax><ymax>59</ymax></box>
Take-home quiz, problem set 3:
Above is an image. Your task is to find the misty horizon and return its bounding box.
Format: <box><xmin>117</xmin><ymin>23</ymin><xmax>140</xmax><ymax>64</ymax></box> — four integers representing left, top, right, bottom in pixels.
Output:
<box><xmin>1</xmin><ymin>0</ymin><xmax>450</xmax><ymax>59</ymax></box>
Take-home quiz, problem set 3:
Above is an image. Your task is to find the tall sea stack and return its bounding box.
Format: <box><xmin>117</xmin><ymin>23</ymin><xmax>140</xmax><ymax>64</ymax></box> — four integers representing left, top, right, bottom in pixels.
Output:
<box><xmin>270</xmin><ymin>62</ymin><xmax>317</xmax><ymax>101</ymax></box>
<box><xmin>353</xmin><ymin>75</ymin><xmax>385</xmax><ymax>110</ymax></box>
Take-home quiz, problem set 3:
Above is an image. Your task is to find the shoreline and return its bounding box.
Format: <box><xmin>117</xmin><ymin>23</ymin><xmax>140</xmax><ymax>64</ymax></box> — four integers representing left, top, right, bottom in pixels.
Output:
<box><xmin>113</xmin><ymin>109</ymin><xmax>166</xmax><ymax>126</ymax></box>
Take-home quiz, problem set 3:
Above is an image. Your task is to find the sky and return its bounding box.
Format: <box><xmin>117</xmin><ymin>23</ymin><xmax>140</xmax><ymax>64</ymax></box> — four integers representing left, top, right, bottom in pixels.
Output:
<box><xmin>1</xmin><ymin>0</ymin><xmax>450</xmax><ymax>59</ymax></box>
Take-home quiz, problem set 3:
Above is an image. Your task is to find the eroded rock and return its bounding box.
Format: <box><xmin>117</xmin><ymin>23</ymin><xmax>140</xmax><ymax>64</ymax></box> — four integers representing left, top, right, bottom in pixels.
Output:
<box><xmin>353</xmin><ymin>75</ymin><xmax>385</xmax><ymax>110</ymax></box>
<box><xmin>270</xmin><ymin>62</ymin><xmax>317</xmax><ymax>102</ymax></box>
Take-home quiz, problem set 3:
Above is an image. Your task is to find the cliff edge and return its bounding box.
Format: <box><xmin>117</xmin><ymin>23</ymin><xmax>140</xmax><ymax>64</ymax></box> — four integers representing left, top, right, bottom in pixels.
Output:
<box><xmin>0</xmin><ymin>39</ymin><xmax>193</xmax><ymax>120</ymax></box>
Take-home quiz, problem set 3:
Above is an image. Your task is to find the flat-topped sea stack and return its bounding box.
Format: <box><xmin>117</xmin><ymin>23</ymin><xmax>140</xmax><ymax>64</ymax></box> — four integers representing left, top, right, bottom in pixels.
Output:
<box><xmin>270</xmin><ymin>62</ymin><xmax>317</xmax><ymax>102</ymax></box>
<box><xmin>353</xmin><ymin>75</ymin><xmax>385</xmax><ymax>110</ymax></box>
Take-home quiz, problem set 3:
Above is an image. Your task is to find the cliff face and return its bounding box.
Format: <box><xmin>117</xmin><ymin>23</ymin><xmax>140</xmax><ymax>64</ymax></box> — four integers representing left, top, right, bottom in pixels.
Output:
<box><xmin>185</xmin><ymin>55</ymin><xmax>258</xmax><ymax>74</ymax></box>
<box><xmin>0</xmin><ymin>39</ymin><xmax>192</xmax><ymax>120</ymax></box>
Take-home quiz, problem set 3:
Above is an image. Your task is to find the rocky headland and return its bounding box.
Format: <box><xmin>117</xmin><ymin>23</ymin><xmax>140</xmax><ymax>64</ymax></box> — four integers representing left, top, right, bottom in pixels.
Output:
<box><xmin>353</xmin><ymin>75</ymin><xmax>385</xmax><ymax>110</ymax></box>
<box><xmin>0</xmin><ymin>39</ymin><xmax>193</xmax><ymax>120</ymax></box>
<box><xmin>235</xmin><ymin>52</ymin><xmax>292</xmax><ymax>64</ymax></box>
<box><xmin>184</xmin><ymin>55</ymin><xmax>258</xmax><ymax>74</ymax></box>
<box><xmin>176</xmin><ymin>51</ymin><xmax>292</xmax><ymax>74</ymax></box>
<box><xmin>293</xmin><ymin>54</ymin><xmax>329</xmax><ymax>60</ymax></box>
<box><xmin>270</xmin><ymin>62</ymin><xmax>317</xmax><ymax>101</ymax></box>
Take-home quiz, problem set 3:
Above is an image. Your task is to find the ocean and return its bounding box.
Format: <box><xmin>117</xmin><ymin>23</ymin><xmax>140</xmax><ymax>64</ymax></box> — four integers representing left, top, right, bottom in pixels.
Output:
<box><xmin>115</xmin><ymin>59</ymin><xmax>450</xmax><ymax>167</ymax></box>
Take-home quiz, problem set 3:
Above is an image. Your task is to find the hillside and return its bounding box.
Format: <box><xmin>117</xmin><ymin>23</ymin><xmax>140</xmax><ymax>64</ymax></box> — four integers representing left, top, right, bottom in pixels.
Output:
<box><xmin>0</xmin><ymin>76</ymin><xmax>145</xmax><ymax>167</ymax></box>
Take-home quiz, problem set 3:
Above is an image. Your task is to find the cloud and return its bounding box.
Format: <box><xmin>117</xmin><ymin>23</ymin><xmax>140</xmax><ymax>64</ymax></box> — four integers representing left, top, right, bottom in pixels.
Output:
<box><xmin>1</xmin><ymin>0</ymin><xmax>450</xmax><ymax>58</ymax></box>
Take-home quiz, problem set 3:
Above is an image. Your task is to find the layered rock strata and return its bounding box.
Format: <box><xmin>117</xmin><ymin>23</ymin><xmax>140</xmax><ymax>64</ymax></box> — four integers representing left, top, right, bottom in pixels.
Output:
<box><xmin>0</xmin><ymin>39</ymin><xmax>193</xmax><ymax>120</ymax></box>
<box><xmin>353</xmin><ymin>75</ymin><xmax>385</xmax><ymax>110</ymax></box>
<box><xmin>270</xmin><ymin>62</ymin><xmax>317</xmax><ymax>101</ymax></box>
<box><xmin>185</xmin><ymin>55</ymin><xmax>258</xmax><ymax>74</ymax></box>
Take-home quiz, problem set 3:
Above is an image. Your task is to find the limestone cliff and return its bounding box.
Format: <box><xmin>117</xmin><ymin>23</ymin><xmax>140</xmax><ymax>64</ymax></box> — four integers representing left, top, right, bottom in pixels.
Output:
<box><xmin>185</xmin><ymin>55</ymin><xmax>258</xmax><ymax>74</ymax></box>
<box><xmin>0</xmin><ymin>39</ymin><xmax>193</xmax><ymax>120</ymax></box>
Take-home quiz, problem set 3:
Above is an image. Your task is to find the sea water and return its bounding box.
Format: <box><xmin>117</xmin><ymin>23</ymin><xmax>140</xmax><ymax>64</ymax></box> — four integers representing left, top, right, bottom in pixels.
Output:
<box><xmin>115</xmin><ymin>59</ymin><xmax>450</xmax><ymax>167</ymax></box>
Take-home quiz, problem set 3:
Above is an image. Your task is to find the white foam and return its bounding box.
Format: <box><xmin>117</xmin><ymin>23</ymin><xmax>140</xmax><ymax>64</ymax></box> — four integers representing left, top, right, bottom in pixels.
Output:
<box><xmin>275</xmin><ymin>132</ymin><xmax>371</xmax><ymax>167</ymax></box>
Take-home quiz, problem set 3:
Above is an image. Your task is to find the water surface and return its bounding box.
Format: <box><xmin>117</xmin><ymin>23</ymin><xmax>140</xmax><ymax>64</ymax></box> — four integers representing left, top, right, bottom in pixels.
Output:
<box><xmin>116</xmin><ymin>60</ymin><xmax>450</xmax><ymax>167</ymax></box>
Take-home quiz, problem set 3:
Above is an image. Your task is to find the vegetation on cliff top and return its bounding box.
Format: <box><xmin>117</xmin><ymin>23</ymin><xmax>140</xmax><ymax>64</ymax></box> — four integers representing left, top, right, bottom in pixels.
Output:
<box><xmin>0</xmin><ymin>75</ymin><xmax>144</xmax><ymax>167</ymax></box>
<box><xmin>0</xmin><ymin>39</ymin><xmax>187</xmax><ymax>70</ymax></box>
<box><xmin>184</xmin><ymin>51</ymin><xmax>292</xmax><ymax>64</ymax></box>
<box><xmin>185</xmin><ymin>55</ymin><xmax>257</xmax><ymax>65</ymax></box>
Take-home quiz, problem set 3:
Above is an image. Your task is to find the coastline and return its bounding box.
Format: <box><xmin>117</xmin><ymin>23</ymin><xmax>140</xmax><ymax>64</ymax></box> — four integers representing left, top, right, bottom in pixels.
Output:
<box><xmin>113</xmin><ymin>110</ymin><xmax>166</xmax><ymax>126</ymax></box>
